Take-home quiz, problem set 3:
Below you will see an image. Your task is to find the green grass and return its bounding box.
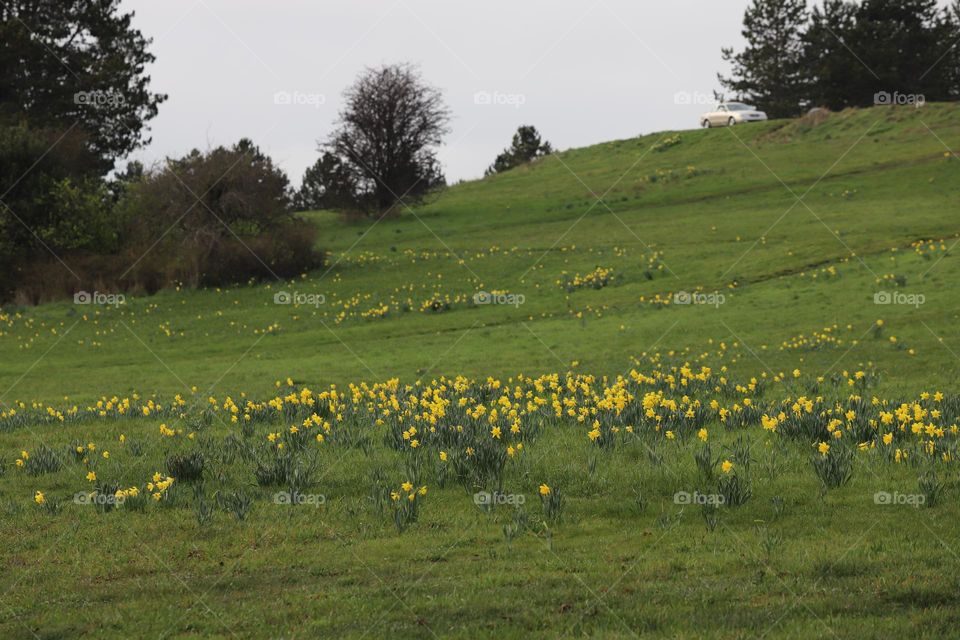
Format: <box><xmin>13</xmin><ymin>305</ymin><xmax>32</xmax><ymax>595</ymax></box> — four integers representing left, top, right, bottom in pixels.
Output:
<box><xmin>3</xmin><ymin>104</ymin><xmax>958</xmax><ymax>401</ymax></box>
<box><xmin>2</xmin><ymin>104</ymin><xmax>960</xmax><ymax>638</ymax></box>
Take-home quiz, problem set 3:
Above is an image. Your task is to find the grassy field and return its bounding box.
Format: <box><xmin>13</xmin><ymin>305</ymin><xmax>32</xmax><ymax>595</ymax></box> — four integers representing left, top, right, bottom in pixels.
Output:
<box><xmin>2</xmin><ymin>103</ymin><xmax>960</xmax><ymax>638</ymax></box>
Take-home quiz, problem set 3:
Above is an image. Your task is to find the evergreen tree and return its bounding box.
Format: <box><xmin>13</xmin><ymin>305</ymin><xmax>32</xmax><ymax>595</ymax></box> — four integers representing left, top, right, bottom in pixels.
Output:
<box><xmin>719</xmin><ymin>0</ymin><xmax>810</xmax><ymax>118</ymax></box>
<box><xmin>295</xmin><ymin>152</ymin><xmax>362</xmax><ymax>212</ymax></box>
<box><xmin>0</xmin><ymin>0</ymin><xmax>166</xmax><ymax>173</ymax></box>
<box><xmin>851</xmin><ymin>0</ymin><xmax>954</xmax><ymax>105</ymax></box>
<box><xmin>803</xmin><ymin>0</ymin><xmax>861</xmax><ymax>109</ymax></box>
<box><xmin>485</xmin><ymin>126</ymin><xmax>553</xmax><ymax>176</ymax></box>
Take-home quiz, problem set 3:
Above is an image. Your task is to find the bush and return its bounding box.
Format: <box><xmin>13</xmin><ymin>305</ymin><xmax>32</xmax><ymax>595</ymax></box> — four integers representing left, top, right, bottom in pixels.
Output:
<box><xmin>0</xmin><ymin>122</ymin><xmax>117</xmax><ymax>300</ymax></box>
<box><xmin>2</xmin><ymin>137</ymin><xmax>324</xmax><ymax>303</ymax></box>
<box><xmin>165</xmin><ymin>452</ymin><xmax>205</xmax><ymax>484</ymax></box>
<box><xmin>117</xmin><ymin>138</ymin><xmax>324</xmax><ymax>287</ymax></box>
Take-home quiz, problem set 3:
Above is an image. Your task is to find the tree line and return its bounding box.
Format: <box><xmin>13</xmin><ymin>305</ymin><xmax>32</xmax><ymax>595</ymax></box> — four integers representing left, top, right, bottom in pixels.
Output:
<box><xmin>9</xmin><ymin>0</ymin><xmax>947</xmax><ymax>304</ymax></box>
<box><xmin>720</xmin><ymin>0</ymin><xmax>960</xmax><ymax>117</ymax></box>
<box><xmin>0</xmin><ymin>1</ymin><xmax>328</xmax><ymax>303</ymax></box>
<box><xmin>292</xmin><ymin>66</ymin><xmax>551</xmax><ymax>214</ymax></box>
<box><xmin>0</xmin><ymin>1</ymin><xmax>551</xmax><ymax>304</ymax></box>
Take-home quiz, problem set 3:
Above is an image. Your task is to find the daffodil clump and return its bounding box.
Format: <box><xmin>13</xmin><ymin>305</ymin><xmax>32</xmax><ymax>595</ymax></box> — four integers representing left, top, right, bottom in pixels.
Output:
<box><xmin>560</xmin><ymin>266</ymin><xmax>613</xmax><ymax>292</ymax></box>
<box><xmin>538</xmin><ymin>483</ymin><xmax>564</xmax><ymax>524</ymax></box>
<box><xmin>6</xmin><ymin>360</ymin><xmax>960</xmax><ymax>524</ymax></box>
<box><xmin>147</xmin><ymin>473</ymin><xmax>175</xmax><ymax>501</ymax></box>
<box><xmin>390</xmin><ymin>481</ymin><xmax>428</xmax><ymax>532</ymax></box>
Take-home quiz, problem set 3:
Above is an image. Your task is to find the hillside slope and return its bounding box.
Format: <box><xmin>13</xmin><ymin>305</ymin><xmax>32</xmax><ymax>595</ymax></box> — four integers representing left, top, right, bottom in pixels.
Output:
<box><xmin>2</xmin><ymin>104</ymin><xmax>959</xmax><ymax>402</ymax></box>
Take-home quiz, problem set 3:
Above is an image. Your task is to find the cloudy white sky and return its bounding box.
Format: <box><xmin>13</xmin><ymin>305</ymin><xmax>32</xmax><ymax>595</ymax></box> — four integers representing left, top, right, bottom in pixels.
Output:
<box><xmin>118</xmin><ymin>0</ymin><xmax>950</xmax><ymax>186</ymax></box>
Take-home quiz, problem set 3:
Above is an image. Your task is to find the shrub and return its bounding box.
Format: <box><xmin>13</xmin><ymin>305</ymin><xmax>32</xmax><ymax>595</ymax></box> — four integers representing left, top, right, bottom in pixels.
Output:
<box><xmin>2</xmin><ymin>136</ymin><xmax>324</xmax><ymax>303</ymax></box>
<box><xmin>165</xmin><ymin>452</ymin><xmax>205</xmax><ymax>484</ymax></box>
<box><xmin>117</xmin><ymin>139</ymin><xmax>324</xmax><ymax>288</ymax></box>
<box><xmin>717</xmin><ymin>472</ymin><xmax>752</xmax><ymax>507</ymax></box>
<box><xmin>918</xmin><ymin>470</ymin><xmax>944</xmax><ymax>508</ymax></box>
<box><xmin>539</xmin><ymin>484</ymin><xmax>564</xmax><ymax>524</ymax></box>
<box><xmin>811</xmin><ymin>445</ymin><xmax>853</xmax><ymax>489</ymax></box>
<box><xmin>217</xmin><ymin>490</ymin><xmax>253</xmax><ymax>522</ymax></box>
<box><xmin>24</xmin><ymin>445</ymin><xmax>63</xmax><ymax>476</ymax></box>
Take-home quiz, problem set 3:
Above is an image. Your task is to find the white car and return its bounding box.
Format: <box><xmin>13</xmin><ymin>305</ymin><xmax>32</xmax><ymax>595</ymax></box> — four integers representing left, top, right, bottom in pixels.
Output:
<box><xmin>700</xmin><ymin>102</ymin><xmax>768</xmax><ymax>128</ymax></box>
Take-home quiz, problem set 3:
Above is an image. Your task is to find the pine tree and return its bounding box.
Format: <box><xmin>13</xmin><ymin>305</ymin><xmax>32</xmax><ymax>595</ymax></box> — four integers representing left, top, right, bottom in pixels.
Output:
<box><xmin>719</xmin><ymin>0</ymin><xmax>810</xmax><ymax>118</ymax></box>
<box><xmin>852</xmin><ymin>0</ymin><xmax>954</xmax><ymax>104</ymax></box>
<box><xmin>0</xmin><ymin>0</ymin><xmax>166</xmax><ymax>173</ymax></box>
<box><xmin>295</xmin><ymin>152</ymin><xmax>361</xmax><ymax>212</ymax></box>
<box><xmin>485</xmin><ymin>126</ymin><xmax>553</xmax><ymax>176</ymax></box>
<box><xmin>802</xmin><ymin>0</ymin><xmax>861</xmax><ymax>110</ymax></box>
<box><xmin>804</xmin><ymin>0</ymin><xmax>956</xmax><ymax>109</ymax></box>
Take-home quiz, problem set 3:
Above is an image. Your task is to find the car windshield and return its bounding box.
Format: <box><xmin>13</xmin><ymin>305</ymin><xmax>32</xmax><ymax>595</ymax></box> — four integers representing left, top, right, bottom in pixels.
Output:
<box><xmin>725</xmin><ymin>103</ymin><xmax>751</xmax><ymax>111</ymax></box>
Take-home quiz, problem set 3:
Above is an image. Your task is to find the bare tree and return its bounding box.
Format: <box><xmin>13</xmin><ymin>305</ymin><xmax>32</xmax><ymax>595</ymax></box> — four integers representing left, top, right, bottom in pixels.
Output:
<box><xmin>323</xmin><ymin>63</ymin><xmax>450</xmax><ymax>214</ymax></box>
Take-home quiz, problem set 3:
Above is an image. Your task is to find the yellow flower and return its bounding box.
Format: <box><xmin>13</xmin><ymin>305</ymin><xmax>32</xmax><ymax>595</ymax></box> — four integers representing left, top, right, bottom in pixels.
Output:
<box><xmin>102</xmin><ymin>451</ymin><xmax>109</xmax><ymax>459</ymax></box>
<box><xmin>439</xmin><ymin>451</ymin><xmax>447</xmax><ymax>462</ymax></box>
<box><xmin>418</xmin><ymin>486</ymin><xmax>428</xmax><ymax>496</ymax></box>
<box><xmin>721</xmin><ymin>460</ymin><xmax>733</xmax><ymax>474</ymax></box>
<box><xmin>34</xmin><ymin>491</ymin><xmax>45</xmax><ymax>505</ymax></box>
<box><xmin>490</xmin><ymin>426</ymin><xmax>501</xmax><ymax>439</ymax></box>
<box><xmin>818</xmin><ymin>442</ymin><xmax>830</xmax><ymax>456</ymax></box>
<box><xmin>539</xmin><ymin>484</ymin><xmax>551</xmax><ymax>496</ymax></box>
<box><xmin>882</xmin><ymin>433</ymin><xmax>893</xmax><ymax>445</ymax></box>
<box><xmin>401</xmin><ymin>481</ymin><xmax>413</xmax><ymax>492</ymax></box>
<box><xmin>316</xmin><ymin>433</ymin><xmax>324</xmax><ymax>443</ymax></box>
<box><xmin>86</xmin><ymin>471</ymin><xmax>97</xmax><ymax>482</ymax></box>
<box><xmin>390</xmin><ymin>491</ymin><xmax>400</xmax><ymax>501</ymax></box>
<box><xmin>697</xmin><ymin>428</ymin><xmax>708</xmax><ymax>442</ymax></box>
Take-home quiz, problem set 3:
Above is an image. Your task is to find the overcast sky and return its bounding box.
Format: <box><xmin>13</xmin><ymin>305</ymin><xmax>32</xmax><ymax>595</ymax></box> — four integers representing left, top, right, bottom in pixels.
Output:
<box><xmin>119</xmin><ymin>0</ymin><xmax>950</xmax><ymax>186</ymax></box>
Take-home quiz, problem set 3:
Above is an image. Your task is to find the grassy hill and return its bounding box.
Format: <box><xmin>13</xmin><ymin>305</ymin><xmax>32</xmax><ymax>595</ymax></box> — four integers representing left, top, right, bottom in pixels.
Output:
<box><xmin>2</xmin><ymin>103</ymin><xmax>958</xmax><ymax>402</ymax></box>
<box><xmin>2</xmin><ymin>104</ymin><xmax>960</xmax><ymax>639</ymax></box>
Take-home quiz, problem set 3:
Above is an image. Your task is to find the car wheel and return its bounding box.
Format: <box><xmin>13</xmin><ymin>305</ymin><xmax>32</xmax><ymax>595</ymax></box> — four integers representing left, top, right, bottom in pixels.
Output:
<box><xmin>728</xmin><ymin>117</ymin><xmax>737</xmax><ymax>127</ymax></box>
<box><xmin>701</xmin><ymin>119</ymin><xmax>711</xmax><ymax>129</ymax></box>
